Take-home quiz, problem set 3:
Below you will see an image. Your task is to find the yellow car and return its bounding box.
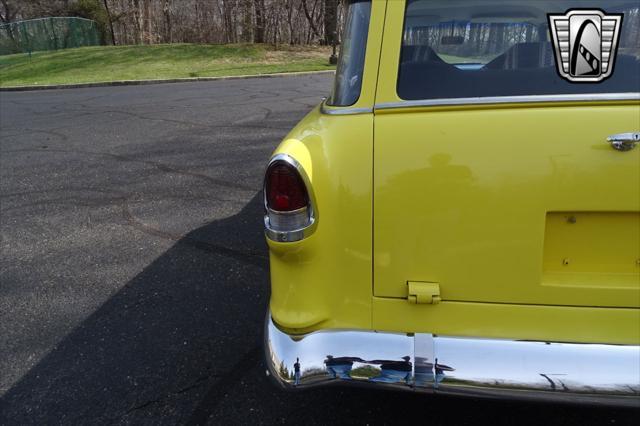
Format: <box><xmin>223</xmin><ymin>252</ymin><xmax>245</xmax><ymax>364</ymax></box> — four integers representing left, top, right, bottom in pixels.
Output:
<box><xmin>264</xmin><ymin>0</ymin><xmax>640</xmax><ymax>405</ymax></box>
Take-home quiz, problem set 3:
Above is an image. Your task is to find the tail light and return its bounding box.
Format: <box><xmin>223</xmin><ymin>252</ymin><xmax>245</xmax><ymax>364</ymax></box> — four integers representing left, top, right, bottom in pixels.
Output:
<box><xmin>264</xmin><ymin>155</ymin><xmax>315</xmax><ymax>242</ymax></box>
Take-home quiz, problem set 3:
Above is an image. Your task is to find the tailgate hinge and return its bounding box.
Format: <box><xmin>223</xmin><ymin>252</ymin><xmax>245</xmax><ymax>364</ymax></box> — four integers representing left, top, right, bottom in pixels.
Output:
<box><xmin>407</xmin><ymin>281</ymin><xmax>441</xmax><ymax>305</ymax></box>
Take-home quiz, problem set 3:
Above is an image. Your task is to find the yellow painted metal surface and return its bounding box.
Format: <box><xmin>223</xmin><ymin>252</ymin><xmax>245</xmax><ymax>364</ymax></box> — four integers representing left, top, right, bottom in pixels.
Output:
<box><xmin>268</xmin><ymin>0</ymin><xmax>640</xmax><ymax>344</ymax></box>
<box><xmin>373</xmin><ymin>105</ymin><xmax>640</xmax><ymax>307</ymax></box>
<box><xmin>543</xmin><ymin>212</ymin><xmax>640</xmax><ymax>289</ymax></box>
<box><xmin>372</xmin><ymin>297</ymin><xmax>640</xmax><ymax>345</ymax></box>
<box><xmin>268</xmin><ymin>107</ymin><xmax>374</xmax><ymax>332</ymax></box>
<box><xmin>407</xmin><ymin>281</ymin><xmax>441</xmax><ymax>304</ymax></box>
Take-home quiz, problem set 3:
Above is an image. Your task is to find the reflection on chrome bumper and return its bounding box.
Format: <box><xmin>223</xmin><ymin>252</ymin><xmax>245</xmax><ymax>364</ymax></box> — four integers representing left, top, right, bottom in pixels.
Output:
<box><xmin>264</xmin><ymin>314</ymin><xmax>640</xmax><ymax>406</ymax></box>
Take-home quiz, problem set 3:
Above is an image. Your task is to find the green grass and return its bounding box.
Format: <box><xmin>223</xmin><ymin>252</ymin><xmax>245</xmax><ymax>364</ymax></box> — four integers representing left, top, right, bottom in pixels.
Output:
<box><xmin>438</xmin><ymin>53</ymin><xmax>498</xmax><ymax>64</ymax></box>
<box><xmin>0</xmin><ymin>43</ymin><xmax>336</xmax><ymax>87</ymax></box>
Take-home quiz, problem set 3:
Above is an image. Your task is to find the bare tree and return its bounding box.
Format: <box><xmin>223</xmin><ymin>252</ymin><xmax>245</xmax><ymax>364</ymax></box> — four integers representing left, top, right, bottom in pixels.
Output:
<box><xmin>162</xmin><ymin>0</ymin><xmax>170</xmax><ymax>43</ymax></box>
<box><xmin>323</xmin><ymin>0</ymin><xmax>337</xmax><ymax>45</ymax></box>
<box><xmin>0</xmin><ymin>0</ymin><xmax>21</xmax><ymax>23</ymax></box>
<box><xmin>2</xmin><ymin>0</ymin><xmax>347</xmax><ymax>48</ymax></box>
<box><xmin>301</xmin><ymin>0</ymin><xmax>321</xmax><ymax>40</ymax></box>
<box><xmin>102</xmin><ymin>0</ymin><xmax>116</xmax><ymax>44</ymax></box>
<box><xmin>253</xmin><ymin>0</ymin><xmax>265</xmax><ymax>43</ymax></box>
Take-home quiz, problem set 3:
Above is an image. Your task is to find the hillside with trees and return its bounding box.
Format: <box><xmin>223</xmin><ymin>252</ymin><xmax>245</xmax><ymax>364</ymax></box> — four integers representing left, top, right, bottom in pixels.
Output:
<box><xmin>1</xmin><ymin>0</ymin><xmax>343</xmax><ymax>47</ymax></box>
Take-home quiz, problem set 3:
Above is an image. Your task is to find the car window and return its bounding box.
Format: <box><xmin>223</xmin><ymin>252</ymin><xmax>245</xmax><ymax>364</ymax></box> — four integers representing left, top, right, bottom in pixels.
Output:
<box><xmin>398</xmin><ymin>0</ymin><xmax>640</xmax><ymax>101</ymax></box>
<box><xmin>328</xmin><ymin>0</ymin><xmax>372</xmax><ymax>107</ymax></box>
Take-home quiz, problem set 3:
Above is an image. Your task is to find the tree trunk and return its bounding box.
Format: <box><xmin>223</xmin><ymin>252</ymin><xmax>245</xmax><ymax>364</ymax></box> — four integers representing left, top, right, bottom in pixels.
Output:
<box><xmin>102</xmin><ymin>0</ymin><xmax>116</xmax><ymax>45</ymax></box>
<box><xmin>301</xmin><ymin>0</ymin><xmax>321</xmax><ymax>39</ymax></box>
<box><xmin>143</xmin><ymin>0</ymin><xmax>151</xmax><ymax>44</ymax></box>
<box><xmin>0</xmin><ymin>0</ymin><xmax>21</xmax><ymax>24</ymax></box>
<box><xmin>286</xmin><ymin>0</ymin><xmax>294</xmax><ymax>45</ymax></box>
<box><xmin>163</xmin><ymin>0</ymin><xmax>171</xmax><ymax>43</ymax></box>
<box><xmin>323</xmin><ymin>0</ymin><xmax>338</xmax><ymax>45</ymax></box>
<box><xmin>132</xmin><ymin>0</ymin><xmax>142</xmax><ymax>44</ymax></box>
<box><xmin>241</xmin><ymin>0</ymin><xmax>253</xmax><ymax>43</ymax></box>
<box><xmin>253</xmin><ymin>0</ymin><xmax>265</xmax><ymax>43</ymax></box>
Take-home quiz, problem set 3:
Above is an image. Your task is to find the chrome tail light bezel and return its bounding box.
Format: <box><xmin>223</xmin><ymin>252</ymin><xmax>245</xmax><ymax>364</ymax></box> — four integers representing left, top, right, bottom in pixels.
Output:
<box><xmin>263</xmin><ymin>154</ymin><xmax>317</xmax><ymax>243</ymax></box>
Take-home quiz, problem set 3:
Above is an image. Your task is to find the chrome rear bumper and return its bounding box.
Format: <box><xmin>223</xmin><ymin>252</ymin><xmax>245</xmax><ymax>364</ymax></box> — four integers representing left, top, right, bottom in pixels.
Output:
<box><xmin>264</xmin><ymin>314</ymin><xmax>640</xmax><ymax>406</ymax></box>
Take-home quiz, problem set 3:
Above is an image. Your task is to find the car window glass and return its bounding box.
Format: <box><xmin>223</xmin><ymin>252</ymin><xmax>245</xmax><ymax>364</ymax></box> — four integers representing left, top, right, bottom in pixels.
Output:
<box><xmin>398</xmin><ymin>0</ymin><xmax>640</xmax><ymax>100</ymax></box>
<box><xmin>329</xmin><ymin>0</ymin><xmax>372</xmax><ymax>107</ymax></box>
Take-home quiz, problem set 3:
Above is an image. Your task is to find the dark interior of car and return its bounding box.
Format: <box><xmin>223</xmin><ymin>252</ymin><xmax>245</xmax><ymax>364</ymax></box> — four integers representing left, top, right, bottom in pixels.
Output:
<box><xmin>398</xmin><ymin>42</ymin><xmax>640</xmax><ymax>100</ymax></box>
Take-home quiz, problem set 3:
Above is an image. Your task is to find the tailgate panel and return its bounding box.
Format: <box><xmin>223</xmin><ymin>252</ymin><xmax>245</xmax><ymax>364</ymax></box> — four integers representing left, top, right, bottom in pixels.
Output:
<box><xmin>373</xmin><ymin>104</ymin><xmax>640</xmax><ymax>308</ymax></box>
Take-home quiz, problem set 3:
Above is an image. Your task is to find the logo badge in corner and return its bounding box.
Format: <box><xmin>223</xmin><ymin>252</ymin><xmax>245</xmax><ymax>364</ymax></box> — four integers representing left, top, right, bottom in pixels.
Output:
<box><xmin>548</xmin><ymin>9</ymin><xmax>623</xmax><ymax>83</ymax></box>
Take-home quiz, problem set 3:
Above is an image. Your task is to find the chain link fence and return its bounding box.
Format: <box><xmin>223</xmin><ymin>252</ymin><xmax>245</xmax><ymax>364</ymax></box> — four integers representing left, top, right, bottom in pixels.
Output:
<box><xmin>0</xmin><ymin>17</ymin><xmax>101</xmax><ymax>56</ymax></box>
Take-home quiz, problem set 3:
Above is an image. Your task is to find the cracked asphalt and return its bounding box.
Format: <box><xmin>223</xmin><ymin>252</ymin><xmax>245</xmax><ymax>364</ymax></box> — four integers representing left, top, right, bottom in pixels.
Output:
<box><xmin>0</xmin><ymin>75</ymin><xmax>637</xmax><ymax>425</ymax></box>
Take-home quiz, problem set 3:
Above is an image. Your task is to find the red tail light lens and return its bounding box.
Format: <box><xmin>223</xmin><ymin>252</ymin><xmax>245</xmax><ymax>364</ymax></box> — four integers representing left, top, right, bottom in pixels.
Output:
<box><xmin>264</xmin><ymin>156</ymin><xmax>315</xmax><ymax>242</ymax></box>
<box><xmin>265</xmin><ymin>161</ymin><xmax>309</xmax><ymax>212</ymax></box>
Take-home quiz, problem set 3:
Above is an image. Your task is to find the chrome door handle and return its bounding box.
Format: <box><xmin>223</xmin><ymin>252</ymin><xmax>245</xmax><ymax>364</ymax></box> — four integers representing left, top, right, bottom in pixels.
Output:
<box><xmin>607</xmin><ymin>132</ymin><xmax>640</xmax><ymax>151</ymax></box>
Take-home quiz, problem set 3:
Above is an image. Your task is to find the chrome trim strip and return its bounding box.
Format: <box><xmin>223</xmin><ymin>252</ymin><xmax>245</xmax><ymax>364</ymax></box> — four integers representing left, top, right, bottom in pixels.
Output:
<box><xmin>264</xmin><ymin>313</ymin><xmax>640</xmax><ymax>406</ymax></box>
<box><xmin>264</xmin><ymin>215</ymin><xmax>314</xmax><ymax>243</ymax></box>
<box><xmin>320</xmin><ymin>100</ymin><xmax>373</xmax><ymax>115</ymax></box>
<box><xmin>375</xmin><ymin>93</ymin><xmax>640</xmax><ymax>110</ymax></box>
<box><xmin>263</xmin><ymin>154</ymin><xmax>318</xmax><ymax>243</ymax></box>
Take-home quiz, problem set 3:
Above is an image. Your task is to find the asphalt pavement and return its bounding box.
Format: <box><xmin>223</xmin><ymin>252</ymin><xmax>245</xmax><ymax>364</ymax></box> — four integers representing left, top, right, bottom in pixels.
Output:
<box><xmin>0</xmin><ymin>75</ymin><xmax>637</xmax><ymax>425</ymax></box>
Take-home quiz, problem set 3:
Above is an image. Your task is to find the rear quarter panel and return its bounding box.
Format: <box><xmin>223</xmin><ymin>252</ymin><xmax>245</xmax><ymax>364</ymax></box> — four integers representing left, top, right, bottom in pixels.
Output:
<box><xmin>268</xmin><ymin>107</ymin><xmax>374</xmax><ymax>333</ymax></box>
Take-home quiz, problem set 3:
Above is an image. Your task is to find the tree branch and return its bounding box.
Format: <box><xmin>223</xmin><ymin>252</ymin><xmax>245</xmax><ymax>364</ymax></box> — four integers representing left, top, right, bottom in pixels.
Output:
<box><xmin>301</xmin><ymin>0</ymin><xmax>320</xmax><ymax>38</ymax></box>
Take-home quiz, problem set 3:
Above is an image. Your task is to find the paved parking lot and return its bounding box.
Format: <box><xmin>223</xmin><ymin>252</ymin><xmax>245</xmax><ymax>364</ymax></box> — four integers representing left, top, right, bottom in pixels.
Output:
<box><xmin>0</xmin><ymin>76</ymin><xmax>637</xmax><ymax>425</ymax></box>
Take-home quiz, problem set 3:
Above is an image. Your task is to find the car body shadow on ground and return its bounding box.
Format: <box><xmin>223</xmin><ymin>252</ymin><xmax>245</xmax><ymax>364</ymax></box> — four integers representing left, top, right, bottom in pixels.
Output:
<box><xmin>0</xmin><ymin>193</ymin><xmax>270</xmax><ymax>424</ymax></box>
